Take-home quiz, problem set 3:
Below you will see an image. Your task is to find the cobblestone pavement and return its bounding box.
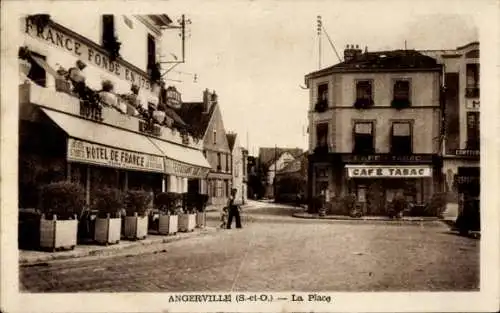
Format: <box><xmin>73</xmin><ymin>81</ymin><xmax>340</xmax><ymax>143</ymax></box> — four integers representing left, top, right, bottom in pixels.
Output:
<box><xmin>20</xmin><ymin>205</ymin><xmax>479</xmax><ymax>292</ymax></box>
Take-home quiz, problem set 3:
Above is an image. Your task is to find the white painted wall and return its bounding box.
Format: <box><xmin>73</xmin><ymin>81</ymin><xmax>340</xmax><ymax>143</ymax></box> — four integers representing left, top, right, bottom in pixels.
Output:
<box><xmin>267</xmin><ymin>152</ymin><xmax>296</xmax><ymax>184</ymax></box>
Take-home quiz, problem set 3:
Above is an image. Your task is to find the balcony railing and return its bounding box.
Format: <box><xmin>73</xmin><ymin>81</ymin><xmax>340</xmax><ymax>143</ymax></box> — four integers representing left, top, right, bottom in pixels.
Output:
<box><xmin>314</xmin><ymin>100</ymin><xmax>328</xmax><ymax>112</ymax></box>
<box><xmin>465</xmin><ymin>87</ymin><xmax>480</xmax><ymax>98</ymax></box>
<box><xmin>354</xmin><ymin>98</ymin><xmax>374</xmax><ymax>109</ymax></box>
<box><xmin>390</xmin><ymin>98</ymin><xmax>411</xmax><ymax>109</ymax></box>
<box><xmin>79</xmin><ymin>100</ymin><xmax>103</xmax><ymax>122</ymax></box>
<box><xmin>138</xmin><ymin>119</ymin><xmax>162</xmax><ymax>137</ymax></box>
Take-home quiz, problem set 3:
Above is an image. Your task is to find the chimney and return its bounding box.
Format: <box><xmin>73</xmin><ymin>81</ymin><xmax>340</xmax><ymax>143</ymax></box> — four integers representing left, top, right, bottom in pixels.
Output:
<box><xmin>203</xmin><ymin>88</ymin><xmax>210</xmax><ymax>113</ymax></box>
<box><xmin>344</xmin><ymin>44</ymin><xmax>363</xmax><ymax>62</ymax></box>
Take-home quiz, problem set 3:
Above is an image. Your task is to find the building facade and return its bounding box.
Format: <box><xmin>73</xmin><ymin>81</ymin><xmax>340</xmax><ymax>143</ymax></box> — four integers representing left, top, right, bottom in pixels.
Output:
<box><xmin>18</xmin><ymin>14</ymin><xmax>212</xmax><ymax>209</ymax></box>
<box><xmin>258</xmin><ymin>147</ymin><xmax>303</xmax><ymax>198</ymax></box>
<box><xmin>176</xmin><ymin>89</ymin><xmax>233</xmax><ymax>206</ymax></box>
<box><xmin>421</xmin><ymin>42</ymin><xmax>480</xmax><ymax>217</ymax></box>
<box><xmin>305</xmin><ymin>46</ymin><xmax>443</xmax><ymax>214</ymax></box>
<box><xmin>227</xmin><ymin>133</ymin><xmax>248</xmax><ymax>205</ymax></box>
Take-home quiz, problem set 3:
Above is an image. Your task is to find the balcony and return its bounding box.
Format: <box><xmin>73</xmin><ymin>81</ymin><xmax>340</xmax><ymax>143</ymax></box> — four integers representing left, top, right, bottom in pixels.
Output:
<box><xmin>465</xmin><ymin>87</ymin><xmax>480</xmax><ymax>98</ymax></box>
<box><xmin>314</xmin><ymin>100</ymin><xmax>328</xmax><ymax>113</ymax></box>
<box><xmin>390</xmin><ymin>99</ymin><xmax>411</xmax><ymax>110</ymax></box>
<box><xmin>19</xmin><ymin>83</ymin><xmax>202</xmax><ymax>149</ymax></box>
<box><xmin>353</xmin><ymin>98</ymin><xmax>374</xmax><ymax>110</ymax></box>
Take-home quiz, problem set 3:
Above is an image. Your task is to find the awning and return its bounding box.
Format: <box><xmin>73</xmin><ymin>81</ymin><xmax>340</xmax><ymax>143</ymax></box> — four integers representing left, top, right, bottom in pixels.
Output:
<box><xmin>41</xmin><ymin>108</ymin><xmax>165</xmax><ymax>173</ymax></box>
<box><xmin>148</xmin><ymin>137</ymin><xmax>211</xmax><ymax>179</ymax></box>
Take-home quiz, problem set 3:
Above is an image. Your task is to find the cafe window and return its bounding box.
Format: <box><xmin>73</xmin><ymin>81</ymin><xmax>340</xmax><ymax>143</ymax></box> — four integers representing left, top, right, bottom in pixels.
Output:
<box><xmin>147</xmin><ymin>33</ymin><xmax>156</xmax><ymax>69</ymax></box>
<box><xmin>466</xmin><ymin>63</ymin><xmax>480</xmax><ymax>98</ymax></box>
<box><xmin>354</xmin><ymin>80</ymin><xmax>374</xmax><ymax>108</ymax></box>
<box><xmin>391</xmin><ymin>122</ymin><xmax>412</xmax><ymax>155</ymax></box>
<box><xmin>466</xmin><ymin>112</ymin><xmax>480</xmax><ymax>150</ymax></box>
<box><xmin>392</xmin><ymin>80</ymin><xmax>411</xmax><ymax>108</ymax></box>
<box><xmin>27</xmin><ymin>52</ymin><xmax>47</xmax><ymax>87</ymax></box>
<box><xmin>316</xmin><ymin>123</ymin><xmax>329</xmax><ymax>149</ymax></box>
<box><xmin>353</xmin><ymin>122</ymin><xmax>374</xmax><ymax>154</ymax></box>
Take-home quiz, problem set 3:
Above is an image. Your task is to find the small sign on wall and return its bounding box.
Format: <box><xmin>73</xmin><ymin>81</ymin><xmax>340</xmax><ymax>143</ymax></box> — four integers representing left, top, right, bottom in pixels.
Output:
<box><xmin>466</xmin><ymin>99</ymin><xmax>480</xmax><ymax>110</ymax></box>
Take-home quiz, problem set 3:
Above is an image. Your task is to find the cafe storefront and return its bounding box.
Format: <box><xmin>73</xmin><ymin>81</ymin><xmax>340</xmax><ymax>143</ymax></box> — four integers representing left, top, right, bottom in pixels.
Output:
<box><xmin>312</xmin><ymin>154</ymin><xmax>440</xmax><ymax>215</ymax></box>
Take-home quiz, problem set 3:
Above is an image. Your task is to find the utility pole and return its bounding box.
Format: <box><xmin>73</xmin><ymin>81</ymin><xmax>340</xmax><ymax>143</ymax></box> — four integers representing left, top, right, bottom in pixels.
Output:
<box><xmin>317</xmin><ymin>15</ymin><xmax>322</xmax><ymax>69</ymax></box>
<box><xmin>273</xmin><ymin>144</ymin><xmax>278</xmax><ymax>199</ymax></box>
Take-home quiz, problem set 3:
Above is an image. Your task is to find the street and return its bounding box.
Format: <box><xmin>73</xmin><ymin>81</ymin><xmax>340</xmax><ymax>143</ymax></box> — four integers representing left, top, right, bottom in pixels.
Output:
<box><xmin>20</xmin><ymin>204</ymin><xmax>479</xmax><ymax>292</ymax></box>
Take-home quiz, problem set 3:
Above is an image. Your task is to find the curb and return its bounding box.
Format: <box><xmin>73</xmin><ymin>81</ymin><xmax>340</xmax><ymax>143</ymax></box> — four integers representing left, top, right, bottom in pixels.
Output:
<box><xmin>19</xmin><ymin>227</ymin><xmax>217</xmax><ymax>265</ymax></box>
<box><xmin>292</xmin><ymin>212</ymin><xmax>439</xmax><ymax>222</ymax></box>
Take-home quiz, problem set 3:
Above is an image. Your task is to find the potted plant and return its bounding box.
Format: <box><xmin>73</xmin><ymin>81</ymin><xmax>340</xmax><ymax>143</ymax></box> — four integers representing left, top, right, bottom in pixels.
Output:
<box><xmin>156</xmin><ymin>192</ymin><xmax>179</xmax><ymax>235</ymax></box>
<box><xmin>195</xmin><ymin>194</ymin><xmax>209</xmax><ymax>228</ymax></box>
<box><xmin>122</xmin><ymin>189</ymin><xmax>151</xmax><ymax>240</ymax></box>
<box><xmin>178</xmin><ymin>193</ymin><xmax>196</xmax><ymax>232</ymax></box>
<box><xmin>92</xmin><ymin>187</ymin><xmax>123</xmax><ymax>245</ymax></box>
<box><xmin>99</xmin><ymin>80</ymin><xmax>118</xmax><ymax>108</ymax></box>
<box><xmin>38</xmin><ymin>181</ymin><xmax>84</xmax><ymax>251</ymax></box>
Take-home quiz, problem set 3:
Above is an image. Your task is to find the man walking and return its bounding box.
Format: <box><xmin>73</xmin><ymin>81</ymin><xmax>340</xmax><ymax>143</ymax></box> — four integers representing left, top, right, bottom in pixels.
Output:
<box><xmin>226</xmin><ymin>188</ymin><xmax>242</xmax><ymax>229</ymax></box>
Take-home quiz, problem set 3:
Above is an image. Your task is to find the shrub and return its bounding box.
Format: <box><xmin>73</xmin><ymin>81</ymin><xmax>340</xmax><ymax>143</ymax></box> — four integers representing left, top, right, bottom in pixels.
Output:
<box><xmin>425</xmin><ymin>192</ymin><xmax>448</xmax><ymax>217</ymax></box>
<box><xmin>101</xmin><ymin>80</ymin><xmax>114</xmax><ymax>92</ymax></box>
<box><xmin>38</xmin><ymin>181</ymin><xmax>85</xmax><ymax>219</ymax></box>
<box><xmin>341</xmin><ymin>194</ymin><xmax>357</xmax><ymax>213</ymax></box>
<box><xmin>92</xmin><ymin>187</ymin><xmax>124</xmax><ymax>218</ymax></box>
<box><xmin>124</xmin><ymin>189</ymin><xmax>152</xmax><ymax>216</ymax></box>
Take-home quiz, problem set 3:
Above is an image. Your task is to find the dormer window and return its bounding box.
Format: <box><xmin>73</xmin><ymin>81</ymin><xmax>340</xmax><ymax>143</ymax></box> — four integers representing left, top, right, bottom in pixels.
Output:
<box><xmin>354</xmin><ymin>80</ymin><xmax>374</xmax><ymax>109</ymax></box>
<box><xmin>315</xmin><ymin>83</ymin><xmax>328</xmax><ymax>112</ymax></box>
<box><xmin>391</xmin><ymin>80</ymin><xmax>411</xmax><ymax>109</ymax></box>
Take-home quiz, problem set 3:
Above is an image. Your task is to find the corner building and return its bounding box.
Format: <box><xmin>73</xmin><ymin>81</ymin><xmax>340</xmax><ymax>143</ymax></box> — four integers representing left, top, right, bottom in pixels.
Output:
<box><xmin>305</xmin><ymin>46</ymin><xmax>443</xmax><ymax>214</ymax></box>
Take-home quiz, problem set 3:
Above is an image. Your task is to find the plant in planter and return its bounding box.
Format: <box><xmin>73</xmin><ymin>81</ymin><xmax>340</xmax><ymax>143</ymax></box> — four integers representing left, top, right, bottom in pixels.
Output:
<box><xmin>92</xmin><ymin>187</ymin><xmax>123</xmax><ymax>245</ymax></box>
<box><xmin>156</xmin><ymin>192</ymin><xmax>179</xmax><ymax>235</ymax></box>
<box><xmin>388</xmin><ymin>194</ymin><xmax>408</xmax><ymax>219</ymax></box>
<box><xmin>195</xmin><ymin>194</ymin><xmax>209</xmax><ymax>228</ymax></box>
<box><xmin>38</xmin><ymin>181</ymin><xmax>84</xmax><ymax>251</ymax></box>
<box><xmin>123</xmin><ymin>189</ymin><xmax>151</xmax><ymax>240</ymax></box>
<box><xmin>99</xmin><ymin>80</ymin><xmax>119</xmax><ymax>108</ymax></box>
<box><xmin>178</xmin><ymin>193</ymin><xmax>196</xmax><ymax>232</ymax></box>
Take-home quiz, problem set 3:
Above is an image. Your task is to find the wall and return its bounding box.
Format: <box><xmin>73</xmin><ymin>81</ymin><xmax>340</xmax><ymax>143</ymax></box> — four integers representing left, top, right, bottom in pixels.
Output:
<box><xmin>268</xmin><ymin>152</ymin><xmax>296</xmax><ymax>184</ymax></box>
<box><xmin>203</xmin><ymin>105</ymin><xmax>232</xmax><ymax>173</ymax></box>
<box><xmin>231</xmin><ymin>137</ymin><xmax>245</xmax><ymax>204</ymax></box>
<box><xmin>308</xmin><ymin>71</ymin><xmax>441</xmax><ymax>154</ymax></box>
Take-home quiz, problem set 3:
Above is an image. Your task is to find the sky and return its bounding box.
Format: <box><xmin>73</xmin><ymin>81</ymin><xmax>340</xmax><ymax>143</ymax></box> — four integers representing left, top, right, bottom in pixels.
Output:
<box><xmin>158</xmin><ymin>2</ymin><xmax>479</xmax><ymax>156</ymax></box>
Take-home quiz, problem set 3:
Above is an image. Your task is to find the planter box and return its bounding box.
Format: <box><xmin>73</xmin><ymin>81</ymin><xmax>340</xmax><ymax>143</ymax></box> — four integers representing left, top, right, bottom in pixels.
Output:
<box><xmin>123</xmin><ymin>214</ymin><xmax>148</xmax><ymax>240</ymax></box>
<box><xmin>40</xmin><ymin>215</ymin><xmax>78</xmax><ymax>251</ymax></box>
<box><xmin>196</xmin><ymin>212</ymin><xmax>206</xmax><ymax>228</ymax></box>
<box><xmin>94</xmin><ymin>216</ymin><xmax>121</xmax><ymax>245</ymax></box>
<box><xmin>158</xmin><ymin>214</ymin><xmax>178</xmax><ymax>235</ymax></box>
<box><xmin>178</xmin><ymin>213</ymin><xmax>196</xmax><ymax>232</ymax></box>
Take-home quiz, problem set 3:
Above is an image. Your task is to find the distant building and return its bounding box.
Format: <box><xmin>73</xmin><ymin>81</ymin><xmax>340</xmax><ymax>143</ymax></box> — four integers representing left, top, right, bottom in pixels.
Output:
<box><xmin>176</xmin><ymin>89</ymin><xmax>232</xmax><ymax>206</ymax></box>
<box><xmin>420</xmin><ymin>42</ymin><xmax>480</xmax><ymax>217</ymax></box>
<box><xmin>304</xmin><ymin>45</ymin><xmax>443</xmax><ymax>214</ymax></box>
<box><xmin>275</xmin><ymin>152</ymin><xmax>308</xmax><ymax>203</ymax></box>
<box><xmin>258</xmin><ymin>147</ymin><xmax>304</xmax><ymax>198</ymax></box>
<box><xmin>227</xmin><ymin>132</ymin><xmax>247</xmax><ymax>204</ymax></box>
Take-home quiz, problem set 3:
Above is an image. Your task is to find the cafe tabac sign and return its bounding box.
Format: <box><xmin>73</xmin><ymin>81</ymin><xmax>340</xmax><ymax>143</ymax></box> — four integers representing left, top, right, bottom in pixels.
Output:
<box><xmin>67</xmin><ymin>138</ymin><xmax>164</xmax><ymax>173</ymax></box>
<box><xmin>24</xmin><ymin>18</ymin><xmax>154</xmax><ymax>91</ymax></box>
<box><xmin>164</xmin><ymin>158</ymin><xmax>210</xmax><ymax>179</ymax></box>
<box><xmin>346</xmin><ymin>165</ymin><xmax>433</xmax><ymax>178</ymax></box>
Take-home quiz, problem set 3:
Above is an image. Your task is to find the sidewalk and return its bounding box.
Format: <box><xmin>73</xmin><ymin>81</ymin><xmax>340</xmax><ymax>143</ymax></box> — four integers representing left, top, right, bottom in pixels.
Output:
<box><xmin>292</xmin><ymin>212</ymin><xmax>439</xmax><ymax>222</ymax></box>
<box><xmin>19</xmin><ymin>227</ymin><xmax>216</xmax><ymax>265</ymax></box>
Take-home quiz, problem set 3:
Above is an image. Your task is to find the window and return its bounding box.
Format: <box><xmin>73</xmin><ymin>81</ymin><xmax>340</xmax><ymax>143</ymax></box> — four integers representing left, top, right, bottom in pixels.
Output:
<box><xmin>202</xmin><ymin>150</ymin><xmax>207</xmax><ymax>158</ymax></box>
<box><xmin>26</xmin><ymin>52</ymin><xmax>46</xmax><ymax>87</ymax></box>
<box><xmin>391</xmin><ymin>122</ymin><xmax>412</xmax><ymax>154</ymax></box>
<box><xmin>217</xmin><ymin>152</ymin><xmax>221</xmax><ymax>171</ymax></box>
<box><xmin>466</xmin><ymin>112</ymin><xmax>480</xmax><ymax>150</ymax></box>
<box><xmin>147</xmin><ymin>34</ymin><xmax>156</xmax><ymax>68</ymax></box>
<box><xmin>353</xmin><ymin>122</ymin><xmax>374</xmax><ymax>154</ymax></box>
<box><xmin>102</xmin><ymin>15</ymin><xmax>115</xmax><ymax>46</ymax></box>
<box><xmin>466</xmin><ymin>63</ymin><xmax>479</xmax><ymax>98</ymax></box>
<box><xmin>213</xmin><ymin>130</ymin><xmax>217</xmax><ymax>144</ymax></box>
<box><xmin>225</xmin><ymin>154</ymin><xmax>229</xmax><ymax>172</ymax></box>
<box><xmin>315</xmin><ymin>123</ymin><xmax>329</xmax><ymax>153</ymax></box>
<box><xmin>392</xmin><ymin>80</ymin><xmax>411</xmax><ymax>108</ymax></box>
<box><xmin>315</xmin><ymin>83</ymin><xmax>328</xmax><ymax>112</ymax></box>
<box><xmin>354</xmin><ymin>80</ymin><xmax>374</xmax><ymax>108</ymax></box>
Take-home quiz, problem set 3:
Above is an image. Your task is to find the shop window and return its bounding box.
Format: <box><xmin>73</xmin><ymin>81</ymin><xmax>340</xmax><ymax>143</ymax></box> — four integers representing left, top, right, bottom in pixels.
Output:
<box><xmin>353</xmin><ymin>122</ymin><xmax>374</xmax><ymax>154</ymax></box>
<box><xmin>315</xmin><ymin>83</ymin><xmax>329</xmax><ymax>112</ymax></box>
<box><xmin>217</xmin><ymin>153</ymin><xmax>222</xmax><ymax>171</ymax></box>
<box><xmin>465</xmin><ymin>63</ymin><xmax>479</xmax><ymax>98</ymax></box>
<box><xmin>391</xmin><ymin>80</ymin><xmax>411</xmax><ymax>109</ymax></box>
<box><xmin>147</xmin><ymin>33</ymin><xmax>156</xmax><ymax>71</ymax></box>
<box><xmin>315</xmin><ymin>123</ymin><xmax>329</xmax><ymax>153</ymax></box>
<box><xmin>354</xmin><ymin>80</ymin><xmax>374</xmax><ymax>109</ymax></box>
<box><xmin>27</xmin><ymin>52</ymin><xmax>47</xmax><ymax>87</ymax></box>
<box><xmin>466</xmin><ymin>112</ymin><xmax>480</xmax><ymax>150</ymax></box>
<box><xmin>391</xmin><ymin>122</ymin><xmax>412</xmax><ymax>155</ymax></box>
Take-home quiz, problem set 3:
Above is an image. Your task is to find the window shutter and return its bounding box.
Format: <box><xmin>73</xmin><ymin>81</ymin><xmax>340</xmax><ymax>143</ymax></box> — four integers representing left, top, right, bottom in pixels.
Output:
<box><xmin>355</xmin><ymin>123</ymin><xmax>372</xmax><ymax>134</ymax></box>
<box><xmin>393</xmin><ymin>123</ymin><xmax>410</xmax><ymax>136</ymax></box>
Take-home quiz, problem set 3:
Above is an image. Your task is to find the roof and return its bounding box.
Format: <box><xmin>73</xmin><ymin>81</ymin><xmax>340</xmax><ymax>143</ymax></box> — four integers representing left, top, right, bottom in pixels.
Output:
<box><xmin>259</xmin><ymin>147</ymin><xmax>304</xmax><ymax>167</ymax></box>
<box><xmin>226</xmin><ymin>133</ymin><xmax>237</xmax><ymax>151</ymax></box>
<box><xmin>277</xmin><ymin>152</ymin><xmax>308</xmax><ymax>174</ymax></box>
<box><xmin>305</xmin><ymin>49</ymin><xmax>441</xmax><ymax>81</ymax></box>
<box><xmin>164</xmin><ymin>107</ymin><xmax>187</xmax><ymax>127</ymax></box>
<box><xmin>174</xmin><ymin>102</ymin><xmax>216</xmax><ymax>139</ymax></box>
